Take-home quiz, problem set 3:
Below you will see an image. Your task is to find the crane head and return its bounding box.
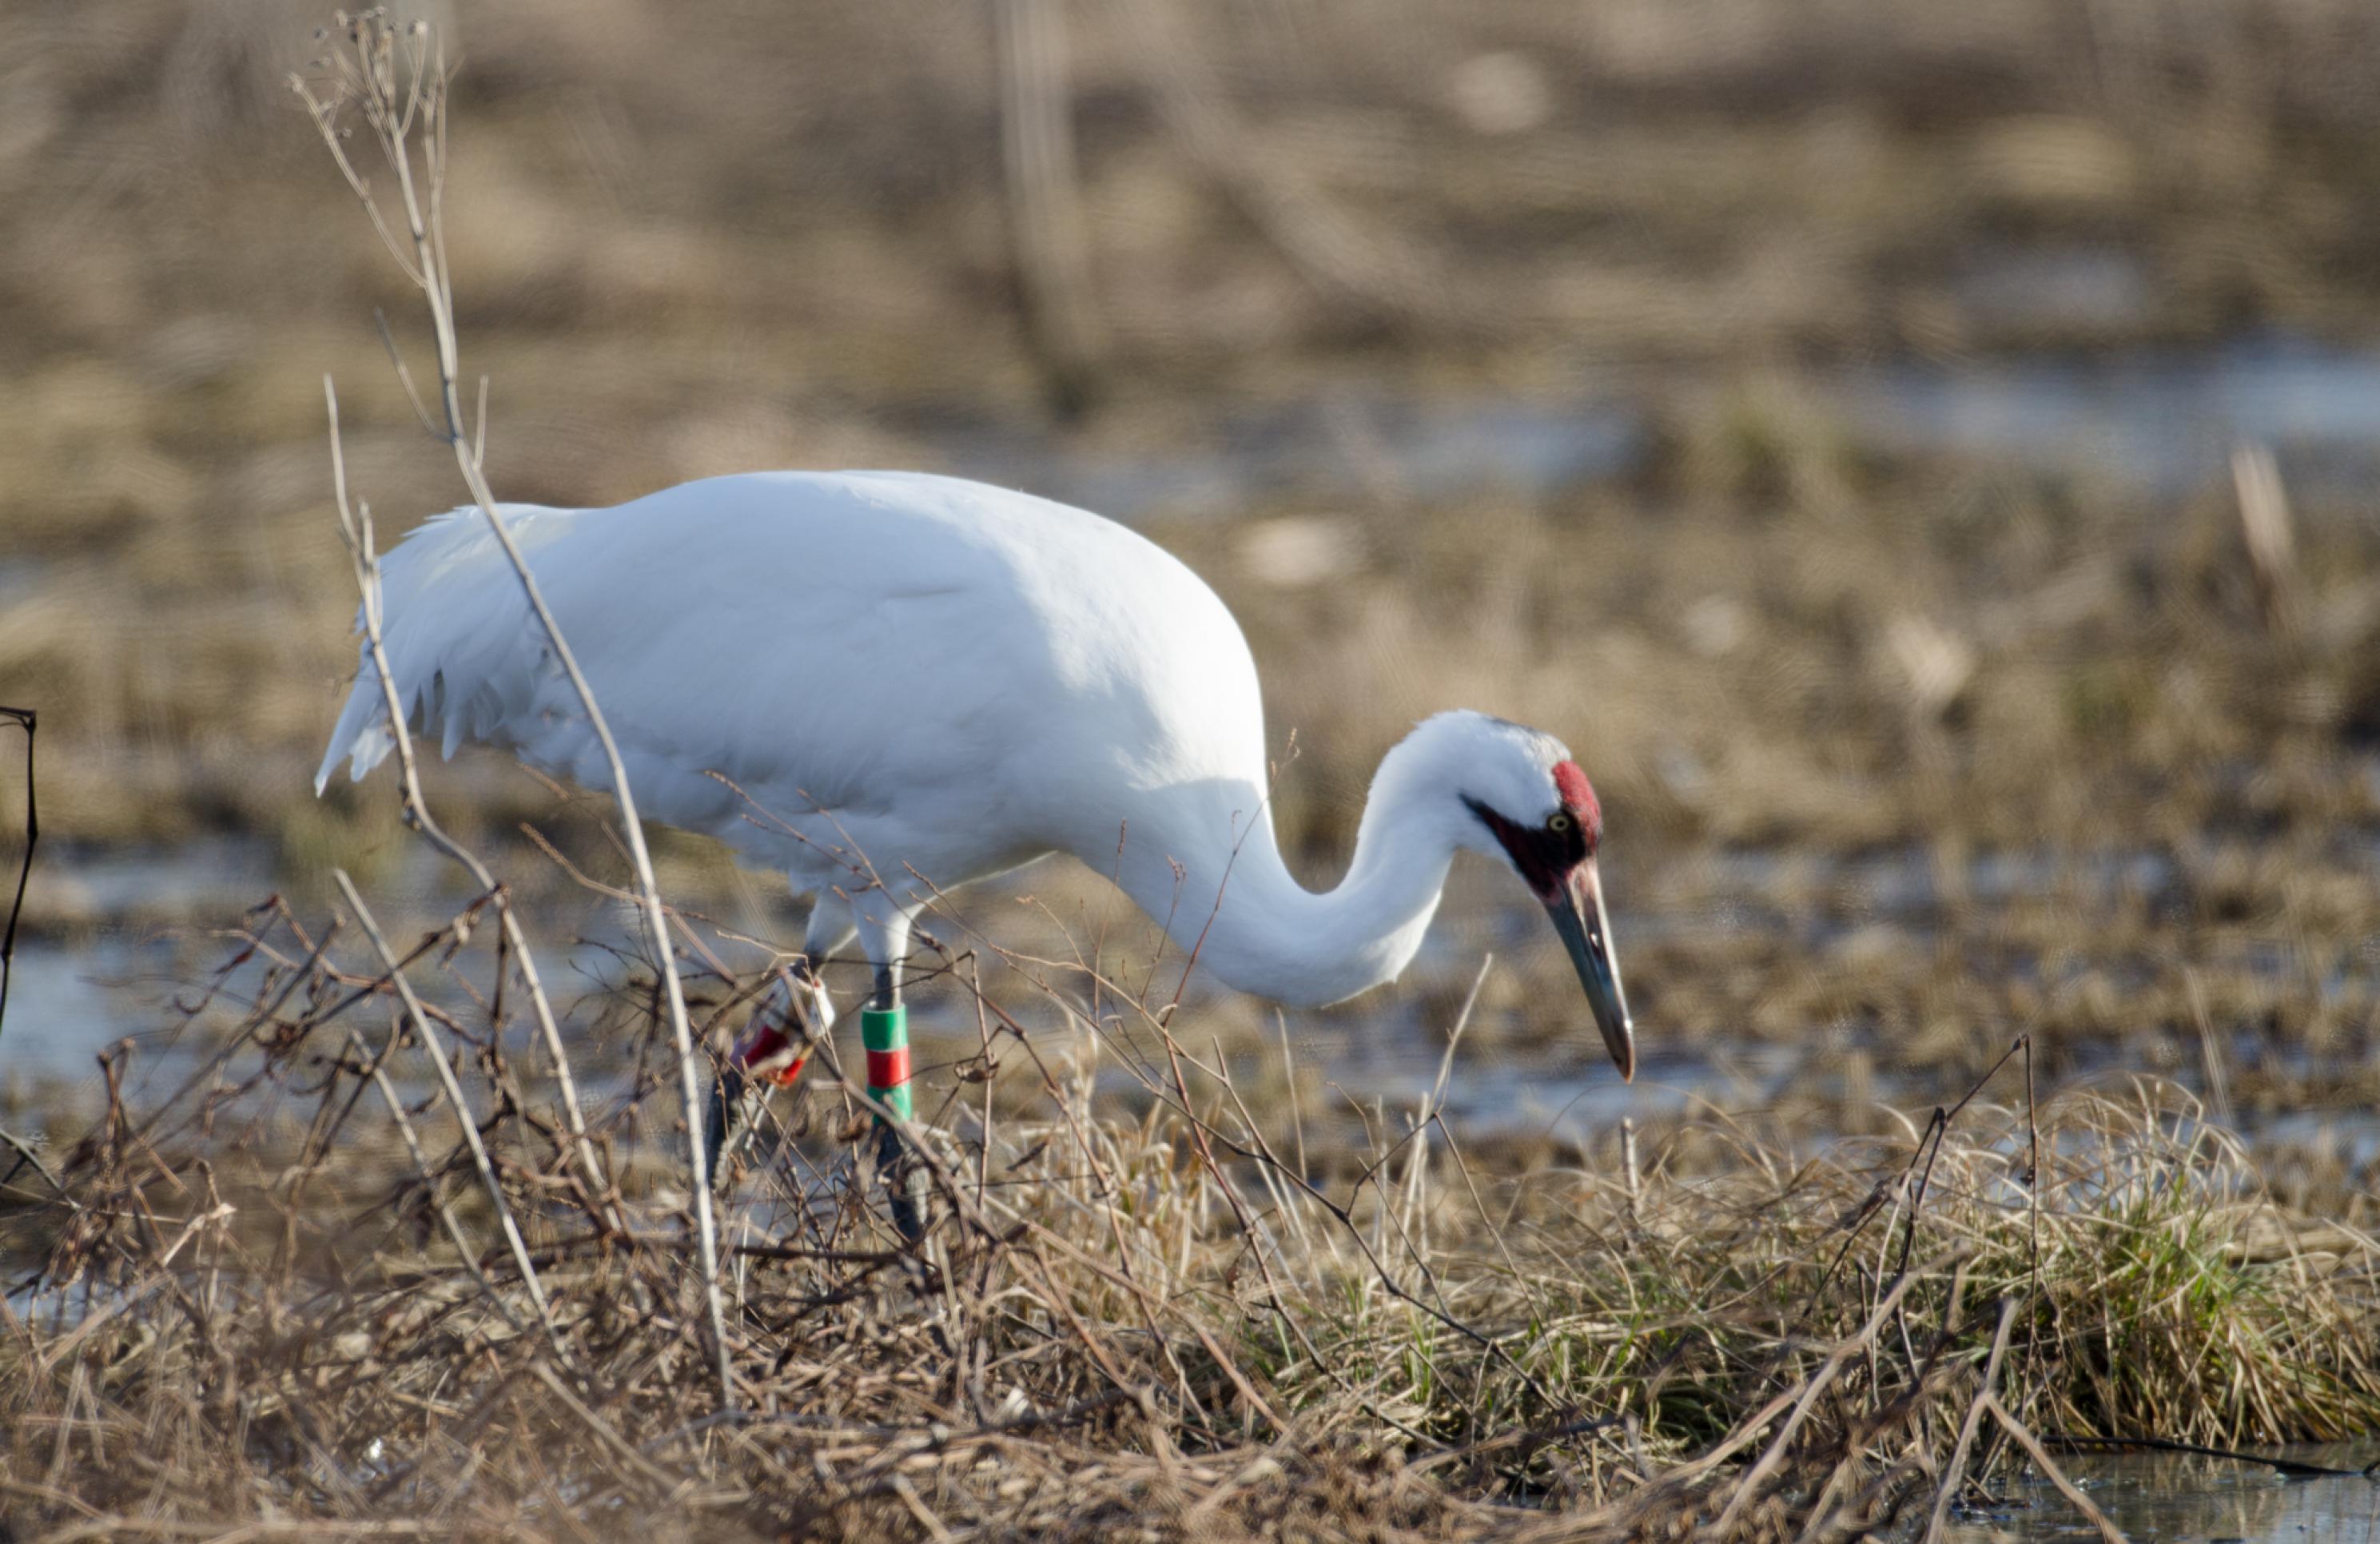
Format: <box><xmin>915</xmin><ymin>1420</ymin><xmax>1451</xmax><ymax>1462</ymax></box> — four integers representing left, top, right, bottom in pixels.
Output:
<box><xmin>1462</xmin><ymin>753</ymin><xmax>1634</xmax><ymax>1081</ymax></box>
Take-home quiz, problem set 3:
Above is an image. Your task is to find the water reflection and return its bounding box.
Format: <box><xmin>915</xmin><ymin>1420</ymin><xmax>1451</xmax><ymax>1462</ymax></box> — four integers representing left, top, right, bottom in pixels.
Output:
<box><xmin>1946</xmin><ymin>1446</ymin><xmax>2380</xmax><ymax>1543</ymax></box>
<box><xmin>9</xmin><ymin>831</ymin><xmax>2377</xmax><ymax>1180</ymax></box>
<box><xmin>942</xmin><ymin>334</ymin><xmax>2380</xmax><ymax>522</ymax></box>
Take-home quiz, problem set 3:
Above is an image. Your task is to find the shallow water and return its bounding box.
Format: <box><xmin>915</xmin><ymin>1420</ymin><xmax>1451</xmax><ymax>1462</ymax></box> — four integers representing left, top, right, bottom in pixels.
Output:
<box><xmin>957</xmin><ymin>332</ymin><xmax>2380</xmax><ymax>520</ymax></box>
<box><xmin>7</xmin><ymin>827</ymin><xmax>2374</xmax><ymax>1178</ymax></box>
<box><xmin>1840</xmin><ymin>336</ymin><xmax>2380</xmax><ymax>499</ymax></box>
<box><xmin>952</xmin><ymin>391</ymin><xmax>1647</xmax><ymax>521</ymax></box>
<box><xmin>1943</xmin><ymin>1445</ymin><xmax>2380</xmax><ymax>1543</ymax></box>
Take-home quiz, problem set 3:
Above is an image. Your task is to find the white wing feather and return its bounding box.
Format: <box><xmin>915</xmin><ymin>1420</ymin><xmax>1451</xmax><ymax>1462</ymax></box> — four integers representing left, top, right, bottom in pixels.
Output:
<box><xmin>314</xmin><ymin>471</ymin><xmax>1272</xmax><ymax>893</ymax></box>
<box><xmin>310</xmin><ymin>468</ymin><xmax>1566</xmax><ymax>1012</ymax></box>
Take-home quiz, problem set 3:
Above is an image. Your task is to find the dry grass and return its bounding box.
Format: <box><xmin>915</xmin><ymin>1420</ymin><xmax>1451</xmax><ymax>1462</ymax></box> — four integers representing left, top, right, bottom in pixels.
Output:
<box><xmin>2</xmin><ymin>893</ymin><xmax>2375</xmax><ymax>1542</ymax></box>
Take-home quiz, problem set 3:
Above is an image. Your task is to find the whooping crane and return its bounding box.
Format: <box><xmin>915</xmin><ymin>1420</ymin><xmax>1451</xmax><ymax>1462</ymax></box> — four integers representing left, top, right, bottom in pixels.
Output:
<box><xmin>317</xmin><ymin>471</ymin><xmax>1634</xmax><ymax>1232</ymax></box>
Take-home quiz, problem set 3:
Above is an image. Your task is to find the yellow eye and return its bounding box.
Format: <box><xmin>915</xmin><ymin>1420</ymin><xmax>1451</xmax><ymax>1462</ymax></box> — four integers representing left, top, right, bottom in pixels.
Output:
<box><xmin>1548</xmin><ymin>812</ymin><xmax>1574</xmax><ymax>834</ymax></box>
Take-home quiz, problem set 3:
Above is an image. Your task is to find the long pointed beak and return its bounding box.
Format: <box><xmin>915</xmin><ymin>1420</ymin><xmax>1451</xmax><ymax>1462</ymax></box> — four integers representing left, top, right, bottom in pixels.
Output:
<box><xmin>1546</xmin><ymin>857</ymin><xmax>1634</xmax><ymax>1080</ymax></box>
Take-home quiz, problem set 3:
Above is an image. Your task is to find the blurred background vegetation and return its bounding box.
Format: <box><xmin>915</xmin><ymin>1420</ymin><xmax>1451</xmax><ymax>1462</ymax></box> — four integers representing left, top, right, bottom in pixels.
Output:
<box><xmin>7</xmin><ymin>0</ymin><xmax>2380</xmax><ymax>1139</ymax></box>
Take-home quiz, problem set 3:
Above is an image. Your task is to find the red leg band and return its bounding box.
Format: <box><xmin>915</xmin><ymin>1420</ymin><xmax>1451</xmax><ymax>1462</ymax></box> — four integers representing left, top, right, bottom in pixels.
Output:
<box><xmin>865</xmin><ymin>1045</ymin><xmax>911</xmax><ymax>1090</ymax></box>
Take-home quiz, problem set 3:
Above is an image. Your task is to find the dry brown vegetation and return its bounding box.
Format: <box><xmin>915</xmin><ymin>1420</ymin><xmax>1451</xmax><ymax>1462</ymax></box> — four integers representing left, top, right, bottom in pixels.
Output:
<box><xmin>2</xmin><ymin>889</ymin><xmax>2375</xmax><ymax>1542</ymax></box>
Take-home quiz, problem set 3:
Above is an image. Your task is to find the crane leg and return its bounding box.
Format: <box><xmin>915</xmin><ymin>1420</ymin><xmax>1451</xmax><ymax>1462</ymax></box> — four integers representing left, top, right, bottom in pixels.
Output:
<box><xmin>866</xmin><ymin>961</ymin><xmax>930</xmax><ymax>1244</ymax></box>
<box><xmin>706</xmin><ymin>961</ymin><xmax>832</xmax><ymax>1187</ymax></box>
<box><xmin>714</xmin><ymin>897</ymin><xmax>926</xmax><ymax>1240</ymax></box>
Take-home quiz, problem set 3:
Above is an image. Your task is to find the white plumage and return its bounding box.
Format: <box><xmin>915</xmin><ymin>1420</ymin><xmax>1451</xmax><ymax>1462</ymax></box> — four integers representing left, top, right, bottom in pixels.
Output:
<box><xmin>318</xmin><ymin>470</ymin><xmax>1632</xmax><ymax>1069</ymax></box>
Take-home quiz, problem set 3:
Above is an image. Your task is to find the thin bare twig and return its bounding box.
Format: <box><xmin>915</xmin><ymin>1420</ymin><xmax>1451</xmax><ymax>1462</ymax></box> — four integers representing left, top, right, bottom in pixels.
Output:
<box><xmin>323</xmin><ymin>377</ymin><xmax>619</xmax><ymax>1233</ymax></box>
<box><xmin>0</xmin><ymin>706</ymin><xmax>34</xmax><ymax>1043</ymax></box>
<box><xmin>332</xmin><ymin>868</ymin><xmax>565</xmax><ymax>1358</ymax></box>
<box><xmin>1986</xmin><ymin>1395</ymin><xmax>2129</xmax><ymax>1544</ymax></box>
<box><xmin>296</xmin><ymin>17</ymin><xmax>730</xmax><ymax>1406</ymax></box>
<box><xmin>1922</xmin><ymin>1296</ymin><xmax>2018</xmax><ymax>1544</ymax></box>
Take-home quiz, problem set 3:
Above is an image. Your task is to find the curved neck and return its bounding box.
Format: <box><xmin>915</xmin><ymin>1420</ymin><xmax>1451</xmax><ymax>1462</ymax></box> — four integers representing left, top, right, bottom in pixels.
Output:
<box><xmin>1105</xmin><ymin>742</ymin><xmax>1471</xmax><ymax>1009</ymax></box>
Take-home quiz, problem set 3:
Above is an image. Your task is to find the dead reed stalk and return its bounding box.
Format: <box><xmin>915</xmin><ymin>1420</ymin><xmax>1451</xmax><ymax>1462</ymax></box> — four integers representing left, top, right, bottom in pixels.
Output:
<box><xmin>2232</xmin><ymin>442</ymin><xmax>2298</xmax><ymax>635</ymax></box>
<box><xmin>292</xmin><ymin>11</ymin><xmax>730</xmax><ymax>1406</ymax></box>
<box><xmin>320</xmin><ymin>378</ymin><xmax>619</xmax><ymax>1232</ymax></box>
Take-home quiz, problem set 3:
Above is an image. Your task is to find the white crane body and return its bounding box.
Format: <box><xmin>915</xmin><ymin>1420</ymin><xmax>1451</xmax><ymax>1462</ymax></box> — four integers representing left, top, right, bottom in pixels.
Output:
<box><xmin>318</xmin><ymin>470</ymin><xmax>1632</xmax><ymax>1071</ymax></box>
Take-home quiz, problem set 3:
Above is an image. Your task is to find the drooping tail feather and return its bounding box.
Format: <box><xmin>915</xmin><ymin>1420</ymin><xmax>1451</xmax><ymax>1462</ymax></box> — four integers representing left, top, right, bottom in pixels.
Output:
<box><xmin>312</xmin><ymin>503</ymin><xmax>575</xmax><ymax>795</ymax></box>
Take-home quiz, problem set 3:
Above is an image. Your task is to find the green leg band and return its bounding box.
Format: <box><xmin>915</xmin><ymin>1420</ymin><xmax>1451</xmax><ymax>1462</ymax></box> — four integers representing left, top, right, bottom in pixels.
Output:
<box><xmin>862</xmin><ymin>1004</ymin><xmax>913</xmax><ymax>1123</ymax></box>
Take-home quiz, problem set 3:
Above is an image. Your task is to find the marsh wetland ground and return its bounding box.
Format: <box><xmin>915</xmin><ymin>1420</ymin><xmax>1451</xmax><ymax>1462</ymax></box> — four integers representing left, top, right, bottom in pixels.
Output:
<box><xmin>5</xmin><ymin>3</ymin><xmax>2380</xmax><ymax>1539</ymax></box>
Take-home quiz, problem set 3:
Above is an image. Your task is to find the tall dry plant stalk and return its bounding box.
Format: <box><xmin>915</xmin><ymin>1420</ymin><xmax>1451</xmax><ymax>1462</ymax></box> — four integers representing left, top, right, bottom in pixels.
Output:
<box><xmin>996</xmin><ymin>0</ymin><xmax>1103</xmax><ymax>412</ymax></box>
<box><xmin>320</xmin><ymin>380</ymin><xmax>621</xmax><ymax>1233</ymax></box>
<box><xmin>0</xmin><ymin>705</ymin><xmax>50</xmax><ymax>1203</ymax></box>
<box><xmin>291</xmin><ymin>12</ymin><xmax>732</xmax><ymax>1406</ymax></box>
<box><xmin>1118</xmin><ymin>0</ymin><xmax>1457</xmax><ymax>329</ymax></box>
<box><xmin>2231</xmin><ymin>442</ymin><xmax>2298</xmax><ymax>635</ymax></box>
